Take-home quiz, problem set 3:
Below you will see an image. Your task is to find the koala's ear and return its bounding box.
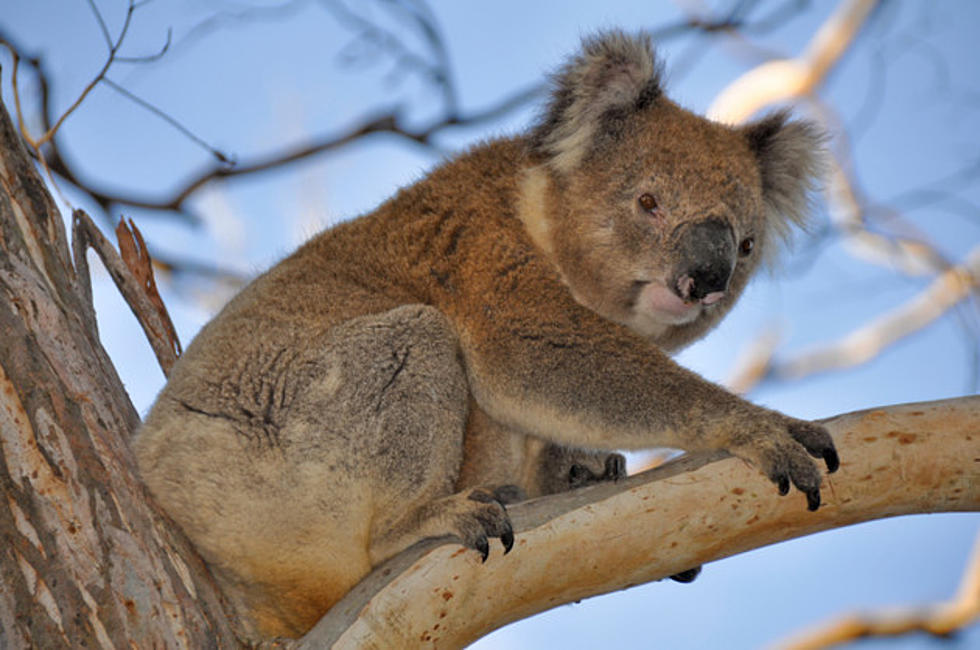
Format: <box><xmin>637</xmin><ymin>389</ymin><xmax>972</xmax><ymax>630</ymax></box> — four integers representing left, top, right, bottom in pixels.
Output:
<box><xmin>743</xmin><ymin>111</ymin><xmax>827</xmax><ymax>241</ymax></box>
<box><xmin>530</xmin><ymin>30</ymin><xmax>664</xmax><ymax>173</ymax></box>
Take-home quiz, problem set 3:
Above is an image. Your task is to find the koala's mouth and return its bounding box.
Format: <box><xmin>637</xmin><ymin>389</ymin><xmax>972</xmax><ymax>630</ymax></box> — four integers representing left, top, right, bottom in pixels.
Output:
<box><xmin>635</xmin><ymin>280</ymin><xmax>722</xmax><ymax>325</ymax></box>
<box><xmin>674</xmin><ymin>274</ymin><xmax>726</xmax><ymax>306</ymax></box>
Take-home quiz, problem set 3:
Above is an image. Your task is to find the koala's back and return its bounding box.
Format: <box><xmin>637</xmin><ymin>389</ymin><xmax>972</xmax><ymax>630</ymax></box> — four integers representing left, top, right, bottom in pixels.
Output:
<box><xmin>151</xmin><ymin>136</ymin><xmax>529</xmax><ymax>421</ymax></box>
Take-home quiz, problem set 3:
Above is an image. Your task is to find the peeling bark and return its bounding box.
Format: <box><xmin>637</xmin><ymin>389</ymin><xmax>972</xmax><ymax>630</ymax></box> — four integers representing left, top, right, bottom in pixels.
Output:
<box><xmin>0</xmin><ymin>91</ymin><xmax>240</xmax><ymax>648</ymax></box>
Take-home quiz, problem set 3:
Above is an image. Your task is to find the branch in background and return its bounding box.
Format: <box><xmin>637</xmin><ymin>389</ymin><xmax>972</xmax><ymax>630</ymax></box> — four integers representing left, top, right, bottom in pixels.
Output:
<box><xmin>163</xmin><ymin>0</ymin><xmax>311</xmax><ymax>61</ymax></box>
<box><xmin>727</xmin><ymin>245</ymin><xmax>980</xmax><ymax>392</ymax></box>
<box><xmin>7</xmin><ymin>0</ymin><xmax>147</xmax><ymax>149</ymax></box>
<box><xmin>323</xmin><ymin>0</ymin><xmax>460</xmax><ymax>115</ymax></box>
<box><xmin>703</xmin><ymin>0</ymin><xmax>979</xmax><ymax>395</ymax></box>
<box><xmin>724</xmin><ymin>149</ymin><xmax>980</xmax><ymax>394</ymax></box>
<box><xmin>707</xmin><ymin>0</ymin><xmax>880</xmax><ymax>124</ymax></box>
<box><xmin>0</xmin><ymin>4</ymin><xmax>223</xmax><ymax>229</ymax></box>
<box><xmin>777</xmin><ymin>530</ymin><xmax>980</xmax><ymax>649</ymax></box>
<box><xmin>822</xmin><ymin>138</ymin><xmax>953</xmax><ymax>277</ymax></box>
<box><xmin>0</xmin><ymin>0</ymin><xmax>811</xmax><ymax>285</ymax></box>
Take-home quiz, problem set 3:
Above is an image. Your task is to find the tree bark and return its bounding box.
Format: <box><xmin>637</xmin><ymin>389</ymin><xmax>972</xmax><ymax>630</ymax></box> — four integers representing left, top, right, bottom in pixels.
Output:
<box><xmin>0</xmin><ymin>89</ymin><xmax>240</xmax><ymax>647</ymax></box>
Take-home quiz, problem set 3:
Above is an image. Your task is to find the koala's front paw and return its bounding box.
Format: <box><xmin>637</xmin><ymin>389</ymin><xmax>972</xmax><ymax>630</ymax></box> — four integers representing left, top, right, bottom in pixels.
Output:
<box><xmin>568</xmin><ymin>452</ymin><xmax>627</xmax><ymax>488</ymax></box>
<box><xmin>732</xmin><ymin>416</ymin><xmax>839</xmax><ymax>511</ymax></box>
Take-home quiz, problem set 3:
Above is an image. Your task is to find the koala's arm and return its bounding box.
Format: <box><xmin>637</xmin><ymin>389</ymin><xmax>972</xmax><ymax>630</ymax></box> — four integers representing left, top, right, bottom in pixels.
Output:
<box><xmin>452</xmin><ymin>263</ymin><xmax>837</xmax><ymax>509</ymax></box>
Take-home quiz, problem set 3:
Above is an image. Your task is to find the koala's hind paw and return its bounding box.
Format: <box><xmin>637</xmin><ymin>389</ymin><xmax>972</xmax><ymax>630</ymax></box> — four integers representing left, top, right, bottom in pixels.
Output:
<box><xmin>732</xmin><ymin>417</ymin><xmax>839</xmax><ymax>512</ymax></box>
<box><xmin>568</xmin><ymin>452</ymin><xmax>628</xmax><ymax>488</ymax></box>
<box><xmin>464</xmin><ymin>489</ymin><xmax>515</xmax><ymax>561</ymax></box>
<box><xmin>668</xmin><ymin>566</ymin><xmax>702</xmax><ymax>583</ymax></box>
<box><xmin>370</xmin><ymin>488</ymin><xmax>516</xmax><ymax>565</ymax></box>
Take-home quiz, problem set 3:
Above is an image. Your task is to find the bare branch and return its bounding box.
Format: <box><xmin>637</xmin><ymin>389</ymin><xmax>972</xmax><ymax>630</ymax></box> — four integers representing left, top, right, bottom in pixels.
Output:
<box><xmin>85</xmin><ymin>0</ymin><xmax>114</xmax><ymax>51</ymax></box>
<box><xmin>780</xmin><ymin>246</ymin><xmax>980</xmax><ymax>379</ymax></box>
<box><xmin>294</xmin><ymin>397</ymin><xmax>980</xmax><ymax>648</ymax></box>
<box><xmin>71</xmin><ymin>209</ymin><xmax>181</xmax><ymax>376</ymax></box>
<box><xmin>322</xmin><ymin>0</ymin><xmax>459</xmax><ymax>115</ymax></box>
<box><xmin>823</xmin><ymin>150</ymin><xmax>952</xmax><ymax>277</ymax></box>
<box><xmin>166</xmin><ymin>0</ymin><xmax>310</xmax><ymax>59</ymax></box>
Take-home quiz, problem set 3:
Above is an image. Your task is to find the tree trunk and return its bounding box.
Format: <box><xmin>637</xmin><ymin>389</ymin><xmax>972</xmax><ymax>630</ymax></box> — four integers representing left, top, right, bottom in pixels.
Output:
<box><xmin>0</xmin><ymin>90</ymin><xmax>240</xmax><ymax>647</ymax></box>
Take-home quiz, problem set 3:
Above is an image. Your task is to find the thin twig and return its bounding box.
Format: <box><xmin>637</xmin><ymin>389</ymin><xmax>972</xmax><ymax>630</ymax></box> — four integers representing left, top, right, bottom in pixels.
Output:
<box><xmin>101</xmin><ymin>78</ymin><xmax>232</xmax><ymax>163</ymax></box>
<box><xmin>38</xmin><ymin>0</ymin><xmax>138</xmax><ymax>147</ymax></box>
<box><xmin>116</xmin><ymin>27</ymin><xmax>172</xmax><ymax>64</ymax></box>
<box><xmin>85</xmin><ymin>0</ymin><xmax>114</xmax><ymax>50</ymax></box>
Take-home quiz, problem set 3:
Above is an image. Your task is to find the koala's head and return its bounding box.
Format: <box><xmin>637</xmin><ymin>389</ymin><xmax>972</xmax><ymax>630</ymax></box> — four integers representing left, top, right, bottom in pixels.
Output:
<box><xmin>525</xmin><ymin>31</ymin><xmax>824</xmax><ymax>350</ymax></box>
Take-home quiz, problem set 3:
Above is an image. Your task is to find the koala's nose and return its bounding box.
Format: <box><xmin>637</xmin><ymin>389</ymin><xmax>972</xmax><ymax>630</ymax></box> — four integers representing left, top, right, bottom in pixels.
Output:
<box><xmin>673</xmin><ymin>218</ymin><xmax>736</xmax><ymax>303</ymax></box>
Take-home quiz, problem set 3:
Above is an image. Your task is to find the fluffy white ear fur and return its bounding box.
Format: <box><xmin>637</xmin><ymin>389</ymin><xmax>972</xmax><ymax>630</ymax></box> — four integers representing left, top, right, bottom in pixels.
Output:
<box><xmin>742</xmin><ymin>111</ymin><xmax>827</xmax><ymax>252</ymax></box>
<box><xmin>531</xmin><ymin>31</ymin><xmax>663</xmax><ymax>173</ymax></box>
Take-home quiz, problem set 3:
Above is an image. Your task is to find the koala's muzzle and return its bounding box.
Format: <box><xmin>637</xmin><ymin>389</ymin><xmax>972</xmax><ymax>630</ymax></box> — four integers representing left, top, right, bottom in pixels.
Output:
<box><xmin>671</xmin><ymin>218</ymin><xmax>736</xmax><ymax>305</ymax></box>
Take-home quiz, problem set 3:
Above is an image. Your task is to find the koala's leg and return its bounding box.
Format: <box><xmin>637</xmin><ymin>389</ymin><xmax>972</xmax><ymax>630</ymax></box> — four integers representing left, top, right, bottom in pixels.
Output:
<box><xmin>140</xmin><ymin>304</ymin><xmax>516</xmax><ymax>637</ymax></box>
<box><xmin>456</xmin><ymin>402</ymin><xmax>531</xmax><ymax>503</ymax></box>
<box><xmin>298</xmin><ymin>305</ymin><xmax>514</xmax><ymax>567</ymax></box>
<box><xmin>458</xmin><ymin>404</ymin><xmax>626</xmax><ymax>499</ymax></box>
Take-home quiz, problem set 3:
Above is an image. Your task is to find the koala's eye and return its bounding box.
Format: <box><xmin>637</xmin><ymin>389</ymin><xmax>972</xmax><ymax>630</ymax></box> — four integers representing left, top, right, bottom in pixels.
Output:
<box><xmin>739</xmin><ymin>237</ymin><xmax>755</xmax><ymax>257</ymax></box>
<box><xmin>638</xmin><ymin>193</ymin><xmax>659</xmax><ymax>214</ymax></box>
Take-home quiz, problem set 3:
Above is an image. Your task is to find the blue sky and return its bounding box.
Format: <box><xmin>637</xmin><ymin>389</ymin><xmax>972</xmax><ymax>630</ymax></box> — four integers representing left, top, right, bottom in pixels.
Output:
<box><xmin>2</xmin><ymin>1</ymin><xmax>979</xmax><ymax>648</ymax></box>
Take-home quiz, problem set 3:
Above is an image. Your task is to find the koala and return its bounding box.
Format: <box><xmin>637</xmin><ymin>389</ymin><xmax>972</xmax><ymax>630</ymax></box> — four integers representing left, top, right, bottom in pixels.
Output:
<box><xmin>133</xmin><ymin>31</ymin><xmax>838</xmax><ymax>640</ymax></box>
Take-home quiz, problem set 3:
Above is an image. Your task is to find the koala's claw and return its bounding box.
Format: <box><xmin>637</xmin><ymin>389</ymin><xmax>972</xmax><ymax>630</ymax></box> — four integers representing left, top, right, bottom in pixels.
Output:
<box><xmin>786</xmin><ymin>420</ymin><xmax>839</xmax><ymax>473</ymax></box>
<box><xmin>823</xmin><ymin>448</ymin><xmax>841</xmax><ymax>473</ymax></box>
<box><xmin>603</xmin><ymin>453</ymin><xmax>627</xmax><ymax>481</ymax></box>
<box><xmin>805</xmin><ymin>488</ymin><xmax>820</xmax><ymax>512</ymax></box>
<box><xmin>775</xmin><ymin>474</ymin><xmax>790</xmax><ymax>496</ymax></box>
<box><xmin>568</xmin><ymin>463</ymin><xmax>593</xmax><ymax>486</ymax></box>
<box><xmin>735</xmin><ymin>415</ymin><xmax>839</xmax><ymax>512</ymax></box>
<box><xmin>501</xmin><ymin>527</ymin><xmax>515</xmax><ymax>554</ymax></box>
<box><xmin>466</xmin><ymin>489</ymin><xmax>516</xmax><ymax>560</ymax></box>
<box><xmin>475</xmin><ymin>535</ymin><xmax>490</xmax><ymax>563</ymax></box>
<box><xmin>669</xmin><ymin>566</ymin><xmax>702</xmax><ymax>583</ymax></box>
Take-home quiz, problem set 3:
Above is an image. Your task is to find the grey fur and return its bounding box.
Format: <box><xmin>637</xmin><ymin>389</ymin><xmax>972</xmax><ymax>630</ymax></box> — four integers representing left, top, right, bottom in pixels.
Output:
<box><xmin>134</xmin><ymin>30</ymin><xmax>837</xmax><ymax>640</ymax></box>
